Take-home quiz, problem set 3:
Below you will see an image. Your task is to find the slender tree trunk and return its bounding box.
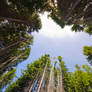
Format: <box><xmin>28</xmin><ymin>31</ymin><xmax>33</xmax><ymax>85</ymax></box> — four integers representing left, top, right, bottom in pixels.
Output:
<box><xmin>73</xmin><ymin>17</ymin><xmax>92</xmax><ymax>24</ymax></box>
<box><xmin>57</xmin><ymin>73</ymin><xmax>64</xmax><ymax>92</ymax></box>
<box><xmin>0</xmin><ymin>50</ymin><xmax>12</xmax><ymax>64</ymax></box>
<box><xmin>37</xmin><ymin>63</ymin><xmax>48</xmax><ymax>92</ymax></box>
<box><xmin>0</xmin><ymin>56</ymin><xmax>15</xmax><ymax>69</ymax></box>
<box><xmin>24</xmin><ymin>73</ymin><xmax>40</xmax><ymax>92</ymax></box>
<box><xmin>62</xmin><ymin>0</ymin><xmax>81</xmax><ymax>22</ymax></box>
<box><xmin>60</xmin><ymin>67</ymin><xmax>65</xmax><ymax>92</ymax></box>
<box><xmin>47</xmin><ymin>67</ymin><xmax>54</xmax><ymax>92</ymax></box>
<box><xmin>0</xmin><ymin>54</ymin><xmax>23</xmax><ymax>74</ymax></box>
<box><xmin>69</xmin><ymin>7</ymin><xmax>92</xmax><ymax>23</ymax></box>
<box><xmin>0</xmin><ymin>38</ymin><xmax>27</xmax><ymax>57</ymax></box>
<box><xmin>0</xmin><ymin>16</ymin><xmax>33</xmax><ymax>26</ymax></box>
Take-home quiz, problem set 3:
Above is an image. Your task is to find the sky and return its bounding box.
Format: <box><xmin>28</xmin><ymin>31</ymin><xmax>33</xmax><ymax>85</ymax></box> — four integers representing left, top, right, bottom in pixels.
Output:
<box><xmin>2</xmin><ymin>12</ymin><xmax>92</xmax><ymax>92</ymax></box>
<box><xmin>15</xmin><ymin>12</ymin><xmax>92</xmax><ymax>77</ymax></box>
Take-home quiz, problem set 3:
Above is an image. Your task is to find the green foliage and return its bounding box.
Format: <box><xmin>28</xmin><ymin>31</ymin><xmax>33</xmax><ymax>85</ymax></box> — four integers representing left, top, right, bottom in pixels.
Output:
<box><xmin>9</xmin><ymin>0</ymin><xmax>50</xmax><ymax>13</ymax></box>
<box><xmin>58</xmin><ymin>56</ymin><xmax>62</xmax><ymax>62</ymax></box>
<box><xmin>0</xmin><ymin>30</ymin><xmax>33</xmax><ymax>74</ymax></box>
<box><xmin>3</xmin><ymin>55</ymin><xmax>92</xmax><ymax>92</ymax></box>
<box><xmin>85</xmin><ymin>25</ymin><xmax>92</xmax><ymax>35</ymax></box>
<box><xmin>83</xmin><ymin>46</ymin><xmax>92</xmax><ymax>64</ymax></box>
<box><xmin>72</xmin><ymin>24</ymin><xmax>84</xmax><ymax>32</ymax></box>
<box><xmin>48</xmin><ymin>0</ymin><xmax>92</xmax><ymax>35</ymax></box>
<box><xmin>60</xmin><ymin>63</ymin><xmax>92</xmax><ymax>92</ymax></box>
<box><xmin>50</xmin><ymin>13</ymin><xmax>65</xmax><ymax>28</ymax></box>
<box><xmin>54</xmin><ymin>67</ymin><xmax>58</xmax><ymax>89</ymax></box>
<box><xmin>0</xmin><ymin>0</ymin><xmax>43</xmax><ymax>73</ymax></box>
<box><xmin>31</xmin><ymin>13</ymin><xmax>42</xmax><ymax>32</ymax></box>
<box><xmin>0</xmin><ymin>69</ymin><xmax>16</xmax><ymax>90</ymax></box>
<box><xmin>5</xmin><ymin>54</ymin><xmax>51</xmax><ymax>92</ymax></box>
<box><xmin>75</xmin><ymin>64</ymin><xmax>81</xmax><ymax>70</ymax></box>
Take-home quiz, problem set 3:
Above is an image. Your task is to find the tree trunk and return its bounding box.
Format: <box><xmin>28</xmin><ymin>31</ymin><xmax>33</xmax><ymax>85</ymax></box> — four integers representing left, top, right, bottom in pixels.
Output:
<box><xmin>47</xmin><ymin>67</ymin><xmax>54</xmax><ymax>92</ymax></box>
<box><xmin>0</xmin><ymin>16</ymin><xmax>33</xmax><ymax>26</ymax></box>
<box><xmin>37</xmin><ymin>63</ymin><xmax>48</xmax><ymax>92</ymax></box>
<box><xmin>0</xmin><ymin>38</ymin><xmax>27</xmax><ymax>57</ymax></box>
<box><xmin>62</xmin><ymin>0</ymin><xmax>81</xmax><ymax>22</ymax></box>
<box><xmin>0</xmin><ymin>54</ymin><xmax>23</xmax><ymax>74</ymax></box>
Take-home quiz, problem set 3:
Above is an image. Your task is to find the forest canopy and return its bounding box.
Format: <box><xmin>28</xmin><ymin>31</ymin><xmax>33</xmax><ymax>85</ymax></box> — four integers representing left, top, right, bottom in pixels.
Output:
<box><xmin>0</xmin><ymin>0</ymin><xmax>92</xmax><ymax>91</ymax></box>
<box><xmin>4</xmin><ymin>55</ymin><xmax>92</xmax><ymax>92</ymax></box>
<box><xmin>0</xmin><ymin>0</ymin><xmax>92</xmax><ymax>72</ymax></box>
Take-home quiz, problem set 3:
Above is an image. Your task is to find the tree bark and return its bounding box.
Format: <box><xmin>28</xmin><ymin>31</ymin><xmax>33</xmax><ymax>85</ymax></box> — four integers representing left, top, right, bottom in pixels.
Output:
<box><xmin>47</xmin><ymin>67</ymin><xmax>54</xmax><ymax>92</ymax></box>
<box><xmin>0</xmin><ymin>38</ymin><xmax>27</xmax><ymax>57</ymax></box>
<box><xmin>37</xmin><ymin>63</ymin><xmax>48</xmax><ymax>92</ymax></box>
<box><xmin>0</xmin><ymin>54</ymin><xmax>23</xmax><ymax>74</ymax></box>
<box><xmin>62</xmin><ymin>0</ymin><xmax>81</xmax><ymax>22</ymax></box>
<box><xmin>0</xmin><ymin>16</ymin><xmax>33</xmax><ymax>26</ymax></box>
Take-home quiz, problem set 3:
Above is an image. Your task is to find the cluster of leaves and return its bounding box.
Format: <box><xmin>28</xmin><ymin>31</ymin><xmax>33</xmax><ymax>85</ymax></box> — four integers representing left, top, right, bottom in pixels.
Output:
<box><xmin>0</xmin><ymin>31</ymin><xmax>33</xmax><ymax>74</ymax></box>
<box><xmin>49</xmin><ymin>0</ymin><xmax>92</xmax><ymax>35</ymax></box>
<box><xmin>0</xmin><ymin>69</ymin><xmax>16</xmax><ymax>90</ymax></box>
<box><xmin>85</xmin><ymin>25</ymin><xmax>92</xmax><ymax>35</ymax></box>
<box><xmin>5</xmin><ymin>54</ymin><xmax>51</xmax><ymax>92</ymax></box>
<box><xmin>71</xmin><ymin>24</ymin><xmax>84</xmax><ymax>32</ymax></box>
<box><xmin>60</xmin><ymin>62</ymin><xmax>92</xmax><ymax>92</ymax></box>
<box><xmin>53</xmin><ymin>61</ymin><xmax>58</xmax><ymax>88</ymax></box>
<box><xmin>83</xmin><ymin>46</ymin><xmax>92</xmax><ymax>64</ymax></box>
<box><xmin>0</xmin><ymin>0</ymin><xmax>43</xmax><ymax>74</ymax></box>
<box><xmin>54</xmin><ymin>56</ymin><xmax>92</xmax><ymax>92</ymax></box>
<box><xmin>50</xmin><ymin>13</ymin><xmax>65</xmax><ymax>28</ymax></box>
<box><xmin>9</xmin><ymin>0</ymin><xmax>50</xmax><ymax>13</ymax></box>
<box><xmin>3</xmin><ymin>55</ymin><xmax>92</xmax><ymax>92</ymax></box>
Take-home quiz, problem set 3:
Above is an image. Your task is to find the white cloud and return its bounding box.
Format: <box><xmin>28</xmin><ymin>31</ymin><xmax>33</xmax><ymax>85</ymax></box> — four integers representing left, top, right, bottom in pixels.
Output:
<box><xmin>38</xmin><ymin>12</ymin><xmax>76</xmax><ymax>38</ymax></box>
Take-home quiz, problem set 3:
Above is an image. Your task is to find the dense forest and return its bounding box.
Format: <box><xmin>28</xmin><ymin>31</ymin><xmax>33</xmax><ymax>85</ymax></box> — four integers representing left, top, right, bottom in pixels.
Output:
<box><xmin>3</xmin><ymin>55</ymin><xmax>92</xmax><ymax>92</ymax></box>
<box><xmin>0</xmin><ymin>0</ymin><xmax>92</xmax><ymax>92</ymax></box>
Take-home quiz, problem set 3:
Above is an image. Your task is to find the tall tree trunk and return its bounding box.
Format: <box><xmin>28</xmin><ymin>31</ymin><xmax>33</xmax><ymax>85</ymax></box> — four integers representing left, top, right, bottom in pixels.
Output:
<box><xmin>47</xmin><ymin>67</ymin><xmax>54</xmax><ymax>92</ymax></box>
<box><xmin>56</xmin><ymin>72</ymin><xmax>64</xmax><ymax>92</ymax></box>
<box><xmin>24</xmin><ymin>73</ymin><xmax>40</xmax><ymax>92</ymax></box>
<box><xmin>0</xmin><ymin>54</ymin><xmax>23</xmax><ymax>74</ymax></box>
<box><xmin>62</xmin><ymin>0</ymin><xmax>81</xmax><ymax>22</ymax></box>
<box><xmin>37</xmin><ymin>63</ymin><xmax>48</xmax><ymax>92</ymax></box>
<box><xmin>69</xmin><ymin>8</ymin><xmax>92</xmax><ymax>23</ymax></box>
<box><xmin>0</xmin><ymin>38</ymin><xmax>27</xmax><ymax>57</ymax></box>
<box><xmin>0</xmin><ymin>16</ymin><xmax>33</xmax><ymax>26</ymax></box>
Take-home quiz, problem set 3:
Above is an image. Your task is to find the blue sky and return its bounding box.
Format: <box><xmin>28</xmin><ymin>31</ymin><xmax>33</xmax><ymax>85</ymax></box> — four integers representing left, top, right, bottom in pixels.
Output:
<box><xmin>3</xmin><ymin>12</ymin><xmax>92</xmax><ymax>92</ymax></box>
<box><xmin>2</xmin><ymin>12</ymin><xmax>92</xmax><ymax>92</ymax></box>
<box><xmin>16</xmin><ymin>12</ymin><xmax>92</xmax><ymax>77</ymax></box>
